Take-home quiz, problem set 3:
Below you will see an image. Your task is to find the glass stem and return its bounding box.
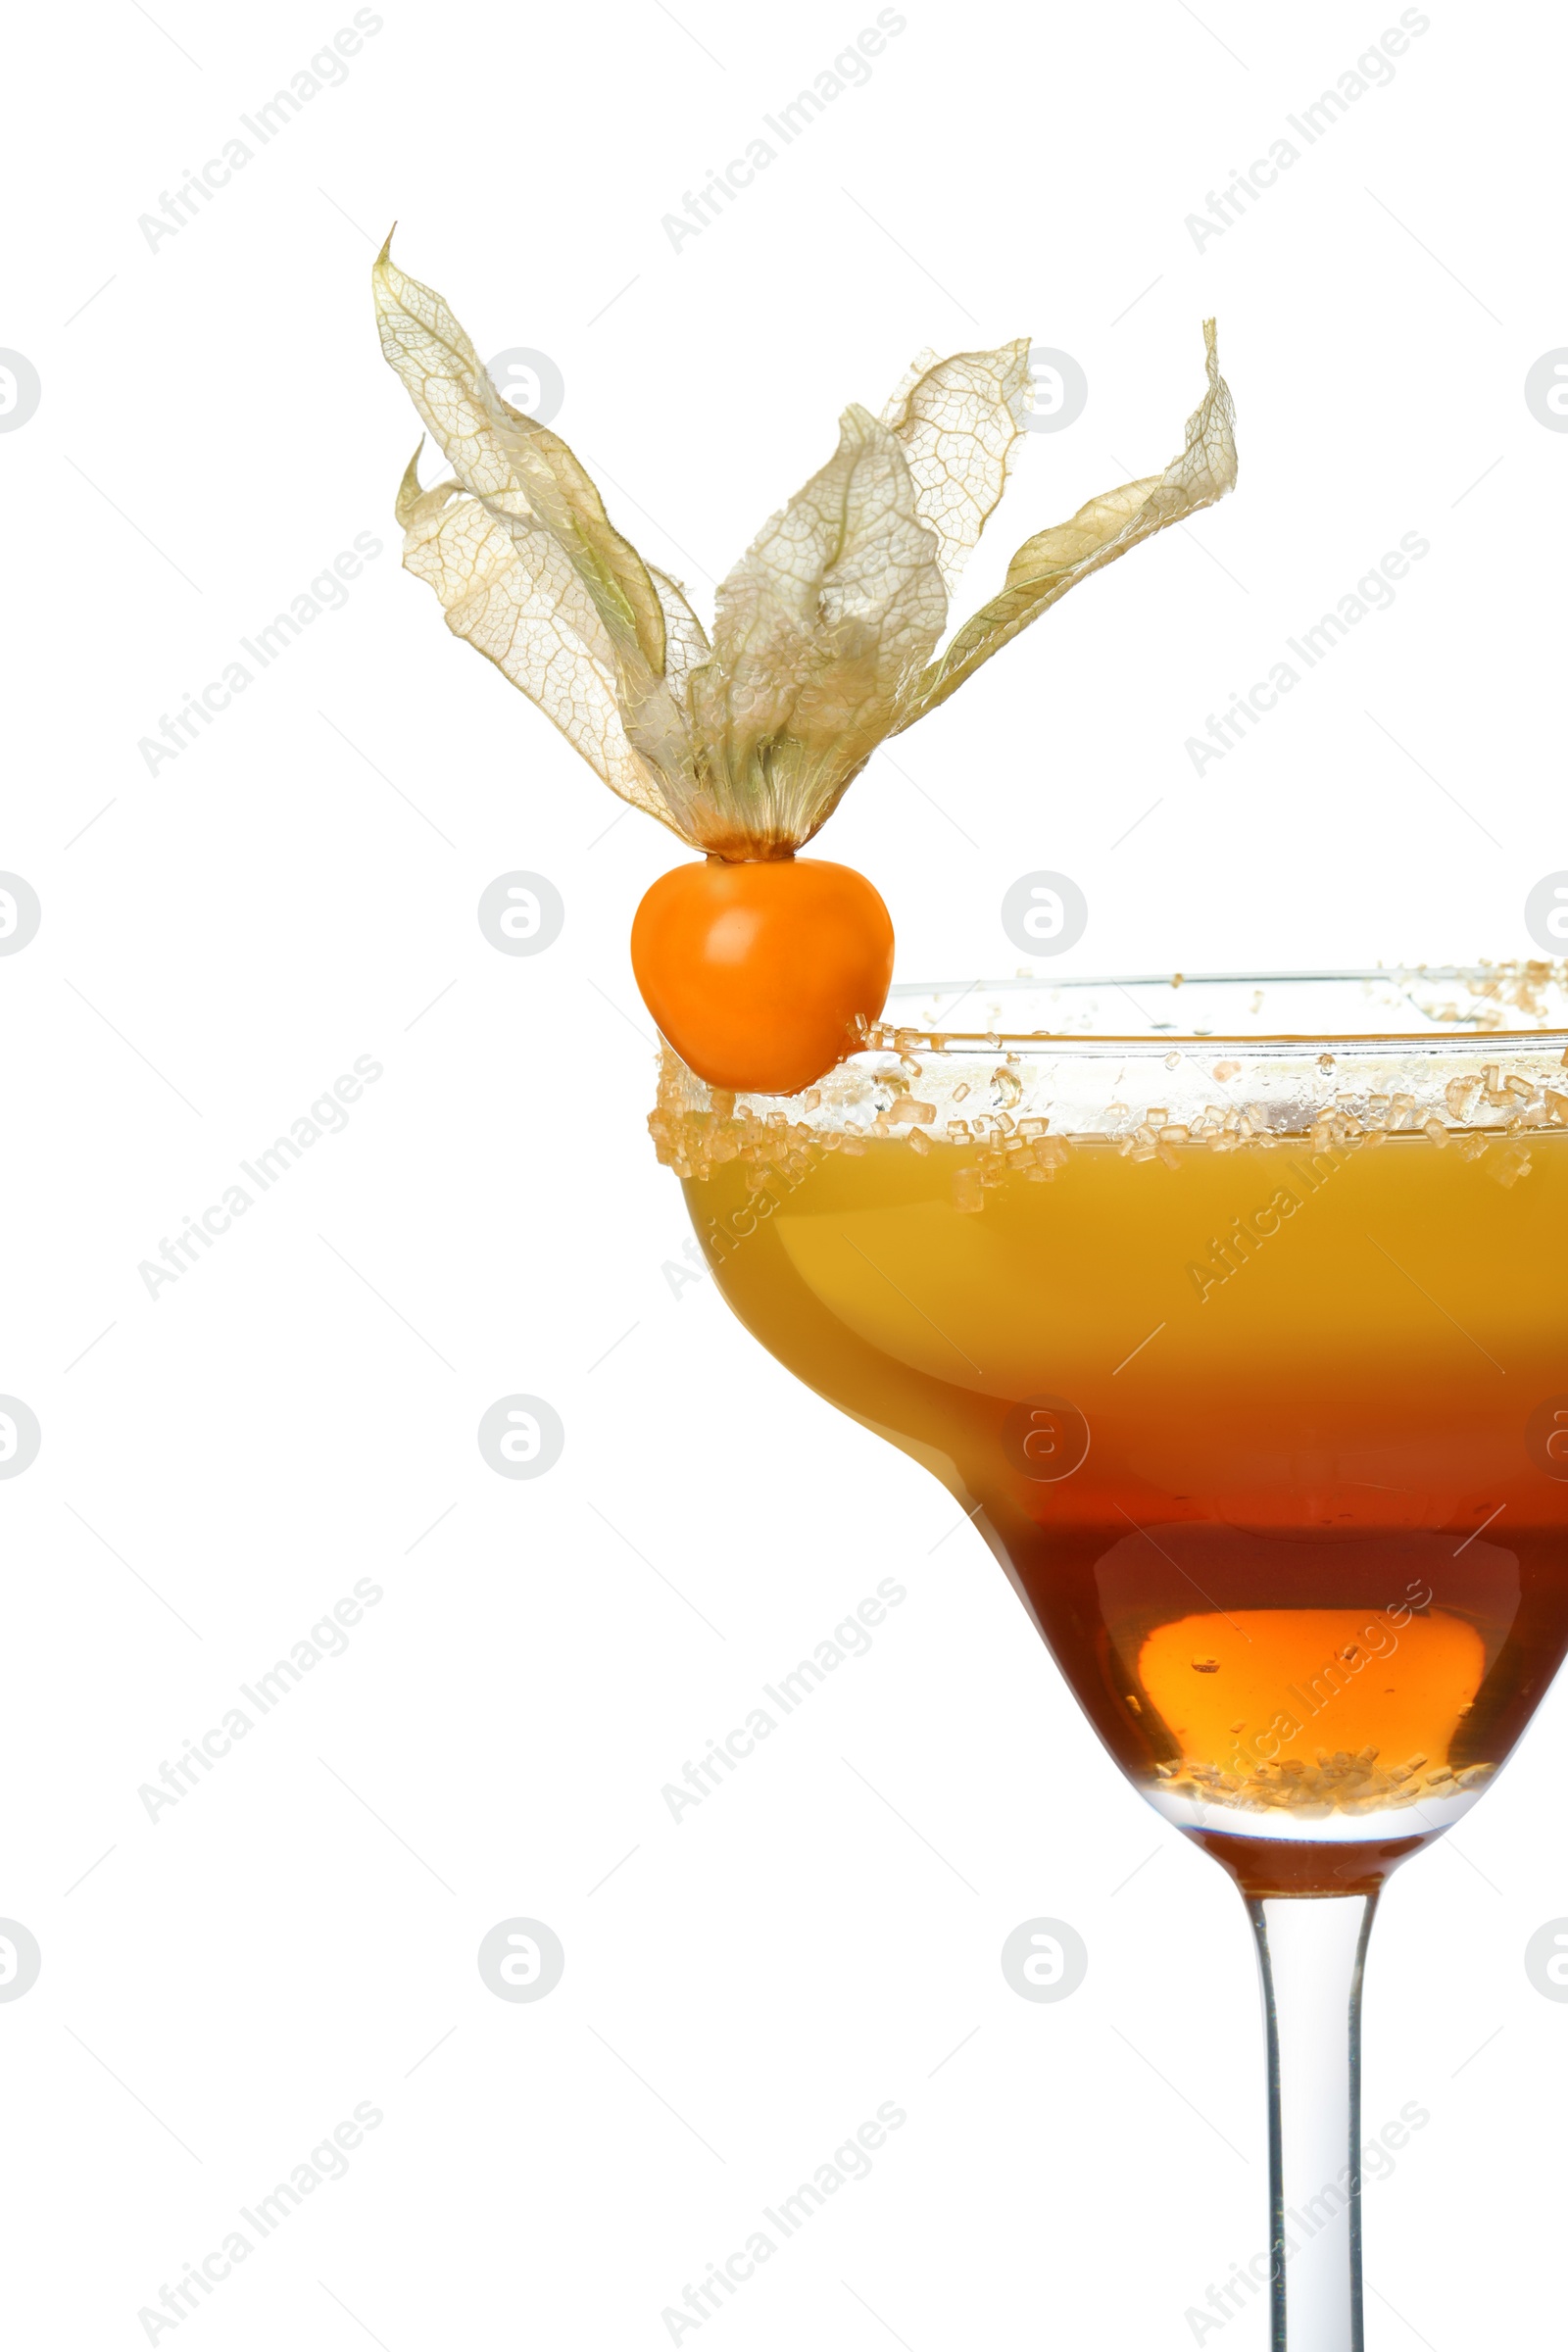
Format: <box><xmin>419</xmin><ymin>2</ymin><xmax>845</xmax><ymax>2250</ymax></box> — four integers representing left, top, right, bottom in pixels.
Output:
<box><xmin>1247</xmin><ymin>1890</ymin><xmax>1379</xmax><ymax>2351</ymax></box>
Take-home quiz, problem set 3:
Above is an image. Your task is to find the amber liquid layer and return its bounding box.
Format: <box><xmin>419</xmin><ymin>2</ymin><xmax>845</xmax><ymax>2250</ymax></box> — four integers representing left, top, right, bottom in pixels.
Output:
<box><xmin>685</xmin><ymin>1129</ymin><xmax>1568</xmax><ymax>1895</ymax></box>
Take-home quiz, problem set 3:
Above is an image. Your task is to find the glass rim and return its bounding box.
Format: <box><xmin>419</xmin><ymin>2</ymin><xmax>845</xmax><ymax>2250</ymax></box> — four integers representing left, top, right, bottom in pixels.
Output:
<box><xmin>872</xmin><ymin>965</ymin><xmax>1568</xmax><ymax>1051</ymax></box>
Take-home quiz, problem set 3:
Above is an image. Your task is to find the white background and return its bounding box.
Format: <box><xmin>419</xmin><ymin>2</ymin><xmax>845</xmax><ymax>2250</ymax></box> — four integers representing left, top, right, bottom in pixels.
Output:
<box><xmin>4</xmin><ymin>2</ymin><xmax>1566</xmax><ymax>2345</ymax></box>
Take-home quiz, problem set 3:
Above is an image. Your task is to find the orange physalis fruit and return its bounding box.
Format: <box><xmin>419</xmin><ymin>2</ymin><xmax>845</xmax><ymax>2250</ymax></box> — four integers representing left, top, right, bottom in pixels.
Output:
<box><xmin>630</xmin><ymin>858</ymin><xmax>895</xmax><ymax>1097</ymax></box>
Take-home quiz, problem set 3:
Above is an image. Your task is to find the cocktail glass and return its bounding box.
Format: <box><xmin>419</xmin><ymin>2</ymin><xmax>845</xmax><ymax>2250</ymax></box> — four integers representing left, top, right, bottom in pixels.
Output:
<box><xmin>651</xmin><ymin>966</ymin><xmax>1568</xmax><ymax>2350</ymax></box>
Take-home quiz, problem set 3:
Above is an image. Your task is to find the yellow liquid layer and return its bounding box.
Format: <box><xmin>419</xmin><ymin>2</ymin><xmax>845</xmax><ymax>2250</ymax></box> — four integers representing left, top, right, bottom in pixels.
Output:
<box><xmin>683</xmin><ymin>1127</ymin><xmax>1568</xmax><ymax>1858</ymax></box>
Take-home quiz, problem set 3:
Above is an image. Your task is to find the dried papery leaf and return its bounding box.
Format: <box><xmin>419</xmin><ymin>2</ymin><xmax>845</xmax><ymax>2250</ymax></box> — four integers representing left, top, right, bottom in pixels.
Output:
<box><xmin>394</xmin><ymin>442</ymin><xmax>618</xmax><ymax>678</ymax></box>
<box><xmin>377</xmin><ymin>245</ymin><xmax>1240</xmax><ymax>862</ymax></box>
<box><xmin>375</xmin><ymin>259</ymin><xmax>516</xmax><ymax>500</ymax></box>
<box><xmin>504</xmin><ymin>420</ymin><xmax>669</xmax><ymax>678</ymax></box>
<box><xmin>621</xmin><ymin>563</ymin><xmax>716</xmax><ymax>824</ymax></box>
<box><xmin>880</xmin><ymin>337</ymin><xmax>1033</xmax><ymax>596</ymax></box>
<box><xmin>686</xmin><ymin>404</ymin><xmax>946</xmax><ymax>852</ymax></box>
<box><xmin>376</xmin><ymin>243</ymin><xmax>711</xmax><ymax>834</ymax></box>
<box><xmin>372</xmin><ymin>240</ymin><xmax>668</xmax><ymax>680</ymax></box>
<box><xmin>395</xmin><ymin>451</ymin><xmax>683</xmax><ymax>832</ymax></box>
<box><xmin>879</xmin><ymin>345</ymin><xmax>941</xmax><ymax>424</ymax></box>
<box><xmin>648</xmin><ymin>566</ymin><xmax>711</xmax><ymax>697</ymax></box>
<box><xmin>893</xmin><ymin>319</ymin><xmax>1236</xmax><ymax>733</ymax></box>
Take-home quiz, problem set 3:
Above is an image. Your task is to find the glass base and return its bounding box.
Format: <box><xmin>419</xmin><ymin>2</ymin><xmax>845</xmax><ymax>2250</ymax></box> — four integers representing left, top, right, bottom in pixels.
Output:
<box><xmin>1146</xmin><ymin>1778</ymin><xmax>1486</xmax><ymax>1843</ymax></box>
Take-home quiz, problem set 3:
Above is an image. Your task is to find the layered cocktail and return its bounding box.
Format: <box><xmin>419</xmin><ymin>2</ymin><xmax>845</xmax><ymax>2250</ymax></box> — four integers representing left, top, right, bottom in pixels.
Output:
<box><xmin>656</xmin><ymin>967</ymin><xmax>1568</xmax><ymax>2345</ymax></box>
